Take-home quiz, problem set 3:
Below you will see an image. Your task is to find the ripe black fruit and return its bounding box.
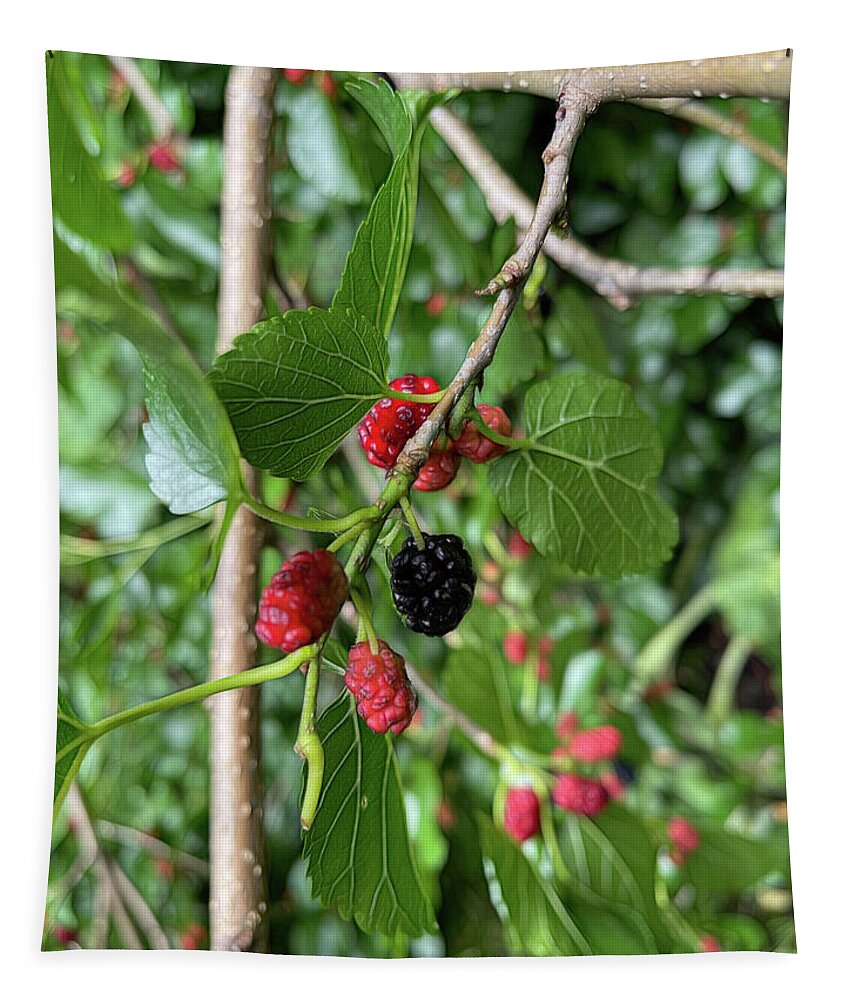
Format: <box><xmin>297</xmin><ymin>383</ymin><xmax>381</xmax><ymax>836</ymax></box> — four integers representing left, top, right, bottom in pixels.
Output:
<box><xmin>390</xmin><ymin>533</ymin><xmax>476</xmax><ymax>636</ymax></box>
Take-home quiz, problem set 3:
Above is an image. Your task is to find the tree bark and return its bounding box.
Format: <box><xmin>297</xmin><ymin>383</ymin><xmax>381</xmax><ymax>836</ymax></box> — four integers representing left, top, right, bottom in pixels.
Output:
<box><xmin>209</xmin><ymin>64</ymin><xmax>276</xmax><ymax>953</ymax></box>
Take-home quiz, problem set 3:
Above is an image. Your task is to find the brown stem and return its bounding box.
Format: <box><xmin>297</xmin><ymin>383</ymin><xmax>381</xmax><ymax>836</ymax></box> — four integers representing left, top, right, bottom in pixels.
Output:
<box><xmin>632</xmin><ymin>98</ymin><xmax>787</xmax><ymax>175</ymax></box>
<box><xmin>209</xmin><ymin>65</ymin><xmax>276</xmax><ymax>953</ymax></box>
<box><xmin>429</xmin><ymin>107</ymin><xmax>783</xmax><ymax>309</ymax></box>
<box><xmin>393</xmin><ymin>49</ymin><xmax>792</xmax><ymax>101</ymax></box>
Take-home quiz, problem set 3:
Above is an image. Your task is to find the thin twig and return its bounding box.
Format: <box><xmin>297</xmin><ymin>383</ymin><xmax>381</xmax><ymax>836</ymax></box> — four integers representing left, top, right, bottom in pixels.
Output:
<box><xmin>95</xmin><ymin>820</ymin><xmax>209</xmax><ymax>877</ymax></box>
<box><xmin>429</xmin><ymin>107</ymin><xmax>783</xmax><ymax>309</ymax></box>
<box><xmin>406</xmin><ymin>664</ymin><xmax>499</xmax><ymax>758</ymax></box>
<box><xmin>632</xmin><ymin>98</ymin><xmax>787</xmax><ymax>174</ymax></box>
<box><xmin>108</xmin><ymin>56</ymin><xmax>175</xmax><ymax>141</ymax></box>
<box><xmin>108</xmin><ymin>858</ymin><xmax>171</xmax><ymax>949</ymax></box>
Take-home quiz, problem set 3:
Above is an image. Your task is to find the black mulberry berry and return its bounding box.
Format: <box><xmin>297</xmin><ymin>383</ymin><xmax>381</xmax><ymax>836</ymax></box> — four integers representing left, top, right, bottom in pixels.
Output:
<box><xmin>390</xmin><ymin>533</ymin><xmax>476</xmax><ymax>636</ymax></box>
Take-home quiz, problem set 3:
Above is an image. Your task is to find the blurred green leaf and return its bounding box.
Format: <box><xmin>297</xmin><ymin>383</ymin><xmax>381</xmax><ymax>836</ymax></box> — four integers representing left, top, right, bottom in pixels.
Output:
<box><xmin>54</xmin><ymin>690</ymin><xmax>92</xmax><ymax>817</ymax></box>
<box><xmin>47</xmin><ymin>52</ymin><xmax>133</xmax><ymax>251</ymax></box>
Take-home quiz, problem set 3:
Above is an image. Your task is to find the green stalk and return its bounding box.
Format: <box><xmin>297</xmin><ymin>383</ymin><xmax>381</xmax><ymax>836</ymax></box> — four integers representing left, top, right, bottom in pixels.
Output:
<box><xmin>295</xmin><ymin>656</ymin><xmax>324</xmax><ymax>829</ymax></box>
<box><xmin>707</xmin><ymin>634</ymin><xmax>752</xmax><ymax>723</ymax></box>
<box><xmin>243</xmin><ymin>493</ymin><xmax>380</xmax><ymax>534</ymax></box>
<box><xmin>632</xmin><ymin>582</ymin><xmax>716</xmax><ymax>688</ymax></box>
<box><xmin>399</xmin><ymin>495</ymin><xmax>425</xmax><ymax>550</ymax></box>
<box><xmin>87</xmin><ymin>645</ymin><xmax>316</xmax><ymax>744</ymax></box>
<box><xmin>470</xmin><ymin>408</ymin><xmax>524</xmax><ymax>451</ymax></box>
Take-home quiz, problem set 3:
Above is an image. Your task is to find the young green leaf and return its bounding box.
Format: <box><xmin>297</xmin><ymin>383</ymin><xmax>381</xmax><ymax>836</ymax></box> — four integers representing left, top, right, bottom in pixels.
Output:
<box><xmin>211</xmin><ymin>308</ymin><xmax>388</xmax><ymax>480</ymax></box>
<box><xmin>333</xmin><ymin>83</ymin><xmax>447</xmax><ymax>337</ymax></box>
<box><xmin>54</xmin><ymin>690</ymin><xmax>93</xmax><ymax>819</ymax></box>
<box><xmin>488</xmin><ymin>374</ymin><xmax>678</xmax><ymax>577</ymax></box>
<box><xmin>46</xmin><ymin>52</ymin><xmax>133</xmax><ymax>251</ymax></box>
<box><xmin>303</xmin><ymin>692</ymin><xmax>436</xmax><ymax>938</ymax></box>
<box><xmin>547</xmin><ymin>285</ymin><xmax>611</xmax><ymax>374</ymax></box>
<box><xmin>54</xmin><ymin>235</ymin><xmax>245</xmax><ymax>515</ymax></box>
<box><xmin>477</xmin><ymin>815</ymin><xmax>592</xmax><ymax>957</ymax></box>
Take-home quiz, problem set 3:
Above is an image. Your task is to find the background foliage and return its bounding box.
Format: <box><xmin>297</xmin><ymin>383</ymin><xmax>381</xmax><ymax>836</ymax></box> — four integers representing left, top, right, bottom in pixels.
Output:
<box><xmin>47</xmin><ymin>52</ymin><xmax>790</xmax><ymax>956</ymax></box>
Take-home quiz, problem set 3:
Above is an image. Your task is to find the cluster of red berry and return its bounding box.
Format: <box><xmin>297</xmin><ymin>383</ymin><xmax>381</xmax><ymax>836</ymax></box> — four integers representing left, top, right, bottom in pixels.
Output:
<box><xmin>357</xmin><ymin>374</ymin><xmax>511</xmax><ymax>492</ymax></box>
<box><xmin>503</xmin><ymin>630</ymin><xmax>555</xmax><ymax>680</ymax></box>
<box><xmin>255</xmin><ymin>549</ymin><xmax>417</xmax><ymax>736</ymax></box>
<box><xmin>503</xmin><ymin>719</ymin><xmax>627</xmax><ymax>843</ymax></box>
<box><xmin>282</xmin><ymin>68</ymin><xmax>337</xmax><ymax>98</ymax></box>
<box><xmin>667</xmin><ymin>815</ymin><xmax>701</xmax><ymax>866</ymax></box>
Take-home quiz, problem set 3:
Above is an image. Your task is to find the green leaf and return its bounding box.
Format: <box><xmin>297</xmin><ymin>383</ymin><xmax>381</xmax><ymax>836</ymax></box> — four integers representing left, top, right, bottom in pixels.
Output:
<box><xmin>681</xmin><ymin>821</ymin><xmax>790</xmax><ymax>893</ymax></box>
<box><xmin>333</xmin><ymin>83</ymin><xmax>446</xmax><ymax>337</ymax></box>
<box><xmin>558</xmin><ymin>806</ymin><xmax>668</xmax><ymax>951</ymax></box>
<box><xmin>303</xmin><ymin>692</ymin><xmax>436</xmax><ymax>938</ymax></box>
<box><xmin>54</xmin><ymin>235</ymin><xmax>245</xmax><ymax>515</ymax></box>
<box><xmin>484</xmin><ymin>306</ymin><xmax>545</xmax><ymax>395</ymax></box>
<box><xmin>488</xmin><ymin>374</ymin><xmax>678</xmax><ymax>577</ymax></box>
<box><xmin>547</xmin><ymin>285</ymin><xmax>611</xmax><ymax>374</ymax></box>
<box><xmin>54</xmin><ymin>690</ymin><xmax>92</xmax><ymax>818</ymax></box>
<box><xmin>46</xmin><ymin>52</ymin><xmax>133</xmax><ymax>251</ymax></box>
<box><xmin>477</xmin><ymin>815</ymin><xmax>591</xmax><ymax>957</ymax></box>
<box><xmin>211</xmin><ymin>308</ymin><xmax>388</xmax><ymax>480</ymax></box>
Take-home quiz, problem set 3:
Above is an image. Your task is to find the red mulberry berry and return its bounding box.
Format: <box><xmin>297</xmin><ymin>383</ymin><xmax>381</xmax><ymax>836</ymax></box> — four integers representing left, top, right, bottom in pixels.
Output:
<box><xmin>454</xmin><ymin>404</ymin><xmax>512</xmax><ymax>463</ymax></box>
<box><xmin>148</xmin><ymin>141</ymin><xmax>181</xmax><ymax>173</ymax></box>
<box><xmin>256</xmin><ymin>550</ymin><xmax>347</xmax><ymax>653</ymax></box>
<box><xmin>507</xmin><ymin>530</ymin><xmax>533</xmax><ymax>559</ymax></box>
<box><xmin>555</xmin><ymin>711</ymin><xmax>580</xmax><ymax>741</ymax></box>
<box><xmin>358</xmin><ymin>374</ymin><xmax>441</xmax><ymax>469</ymax></box>
<box><xmin>699</xmin><ymin>935</ymin><xmax>721</xmax><ymax>953</ymax></box>
<box><xmin>503</xmin><ymin>787</ymin><xmax>541</xmax><ymax>843</ymax></box>
<box><xmin>413</xmin><ymin>442</ymin><xmax>461</xmax><ymax>491</ymax></box>
<box><xmin>345</xmin><ymin>640</ymin><xmax>418</xmax><ymax>735</ymax></box>
<box><xmin>552</xmin><ymin>773</ymin><xmax>609</xmax><ymax>817</ymax></box>
<box><xmin>503</xmin><ymin>630</ymin><xmax>528</xmax><ymax>665</ymax></box>
<box><xmin>283</xmin><ymin>68</ymin><xmax>313</xmax><ymax>84</ymax></box>
<box><xmin>667</xmin><ymin>816</ymin><xmax>700</xmax><ymax>855</ymax></box>
<box><xmin>567</xmin><ymin>725</ymin><xmax>622</xmax><ymax>763</ymax></box>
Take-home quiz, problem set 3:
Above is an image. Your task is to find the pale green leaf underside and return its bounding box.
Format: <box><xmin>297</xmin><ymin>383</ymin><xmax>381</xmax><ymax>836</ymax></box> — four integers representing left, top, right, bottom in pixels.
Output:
<box><xmin>211</xmin><ymin>308</ymin><xmax>388</xmax><ymax>480</ymax></box>
<box><xmin>53</xmin><ymin>235</ymin><xmax>244</xmax><ymax>515</ymax></box>
<box><xmin>478</xmin><ymin>815</ymin><xmax>591</xmax><ymax>957</ymax></box>
<box><xmin>303</xmin><ymin>693</ymin><xmax>436</xmax><ymax>938</ymax></box>
<box><xmin>489</xmin><ymin>374</ymin><xmax>678</xmax><ymax>577</ymax></box>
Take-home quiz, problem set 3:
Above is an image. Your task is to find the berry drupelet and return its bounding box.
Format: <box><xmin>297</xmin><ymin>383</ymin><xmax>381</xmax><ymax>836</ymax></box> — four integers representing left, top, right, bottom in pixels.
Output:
<box><xmin>552</xmin><ymin>773</ymin><xmax>609</xmax><ymax>817</ymax></box>
<box><xmin>390</xmin><ymin>533</ymin><xmax>476</xmax><ymax>637</ymax></box>
<box><xmin>256</xmin><ymin>550</ymin><xmax>347</xmax><ymax>653</ymax></box>
<box><xmin>454</xmin><ymin>404</ymin><xmax>512</xmax><ymax>463</ymax></box>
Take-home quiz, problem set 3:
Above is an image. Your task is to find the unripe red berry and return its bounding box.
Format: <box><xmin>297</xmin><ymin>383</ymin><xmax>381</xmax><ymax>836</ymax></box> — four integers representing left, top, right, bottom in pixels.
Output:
<box><xmin>54</xmin><ymin>925</ymin><xmax>77</xmax><ymax>945</ymax></box>
<box><xmin>699</xmin><ymin>935</ymin><xmax>721</xmax><ymax>953</ymax></box>
<box><xmin>256</xmin><ymin>550</ymin><xmax>347</xmax><ymax>653</ymax></box>
<box><xmin>503</xmin><ymin>630</ymin><xmax>528</xmax><ymax>665</ymax></box>
<box><xmin>503</xmin><ymin>787</ymin><xmax>541</xmax><ymax>843</ymax></box>
<box><xmin>667</xmin><ymin>816</ymin><xmax>700</xmax><ymax>855</ymax></box>
<box><xmin>454</xmin><ymin>404</ymin><xmax>512</xmax><ymax>463</ymax></box>
<box><xmin>148</xmin><ymin>141</ymin><xmax>181</xmax><ymax>173</ymax></box>
<box><xmin>115</xmin><ymin>163</ymin><xmax>136</xmax><ymax>188</ymax></box>
<box><xmin>552</xmin><ymin>773</ymin><xmax>609</xmax><ymax>817</ymax></box>
<box><xmin>358</xmin><ymin>374</ymin><xmax>441</xmax><ymax>469</ymax></box>
<box><xmin>481</xmin><ymin>585</ymin><xmax>501</xmax><ymax>606</ymax></box>
<box><xmin>538</xmin><ymin>635</ymin><xmax>555</xmax><ymax>657</ymax></box>
<box><xmin>555</xmin><ymin>711</ymin><xmax>580</xmax><ymax>741</ymax></box>
<box><xmin>437</xmin><ymin>800</ymin><xmax>456</xmax><ymax>831</ymax></box>
<box><xmin>413</xmin><ymin>442</ymin><xmax>461</xmax><ymax>491</ymax></box>
<box><xmin>600</xmin><ymin>771</ymin><xmax>626</xmax><ymax>800</ymax></box>
<box><xmin>536</xmin><ymin>657</ymin><xmax>551</xmax><ymax>681</ymax></box>
<box><xmin>318</xmin><ymin>71</ymin><xmax>337</xmax><ymax>99</ymax></box>
<box><xmin>508</xmin><ymin>529</ymin><xmax>533</xmax><ymax>559</ymax></box>
<box><xmin>425</xmin><ymin>292</ymin><xmax>447</xmax><ymax>317</ymax></box>
<box><xmin>567</xmin><ymin>725</ymin><xmax>622</xmax><ymax>763</ymax></box>
<box><xmin>345</xmin><ymin>640</ymin><xmax>418</xmax><ymax>735</ymax></box>
<box><xmin>481</xmin><ymin>560</ymin><xmax>501</xmax><ymax>584</ymax></box>
<box><xmin>283</xmin><ymin>68</ymin><xmax>313</xmax><ymax>84</ymax></box>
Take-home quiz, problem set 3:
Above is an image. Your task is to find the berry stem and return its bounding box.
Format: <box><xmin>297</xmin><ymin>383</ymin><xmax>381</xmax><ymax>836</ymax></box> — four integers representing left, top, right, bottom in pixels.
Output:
<box><xmin>470</xmin><ymin>408</ymin><xmax>524</xmax><ymax>451</ymax></box>
<box><xmin>326</xmin><ymin>519</ymin><xmax>369</xmax><ymax>554</ymax></box>
<box><xmin>295</xmin><ymin>655</ymin><xmax>324</xmax><ymax>830</ymax></box>
<box><xmin>84</xmin><ymin>645</ymin><xmax>317</xmax><ymax>745</ymax></box>
<box><xmin>243</xmin><ymin>493</ymin><xmax>380</xmax><ymax>534</ymax></box>
<box><xmin>539</xmin><ymin>800</ymin><xmax>570</xmax><ymax>883</ymax></box>
<box><xmin>385</xmin><ymin>388</ymin><xmax>446</xmax><ymax>404</ymax></box>
<box><xmin>350</xmin><ymin>583</ymin><xmax>380</xmax><ymax>655</ymax></box>
<box><xmin>707</xmin><ymin>634</ymin><xmax>752</xmax><ymax>723</ymax></box>
<box><xmin>399</xmin><ymin>496</ymin><xmax>426</xmax><ymax>550</ymax></box>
